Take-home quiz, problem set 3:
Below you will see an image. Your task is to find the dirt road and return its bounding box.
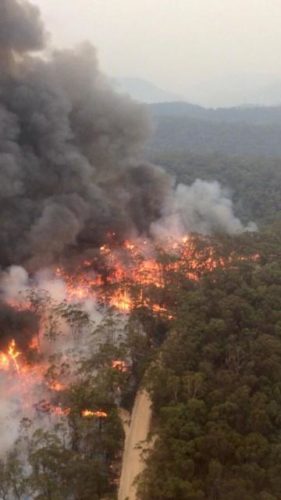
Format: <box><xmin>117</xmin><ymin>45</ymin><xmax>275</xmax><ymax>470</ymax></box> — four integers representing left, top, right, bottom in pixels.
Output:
<box><xmin>118</xmin><ymin>390</ymin><xmax>152</xmax><ymax>500</ymax></box>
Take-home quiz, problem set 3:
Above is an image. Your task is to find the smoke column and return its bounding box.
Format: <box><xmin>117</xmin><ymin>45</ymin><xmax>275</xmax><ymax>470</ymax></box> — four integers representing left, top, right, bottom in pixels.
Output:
<box><xmin>0</xmin><ymin>0</ymin><xmax>256</xmax><ymax>275</ymax></box>
<box><xmin>0</xmin><ymin>0</ymin><xmax>172</xmax><ymax>271</ymax></box>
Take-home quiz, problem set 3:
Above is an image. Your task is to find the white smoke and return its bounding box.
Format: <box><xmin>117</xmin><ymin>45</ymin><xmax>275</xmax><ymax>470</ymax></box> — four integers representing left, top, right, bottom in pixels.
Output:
<box><xmin>0</xmin><ymin>265</ymin><xmax>29</xmax><ymax>301</ymax></box>
<box><xmin>151</xmin><ymin>179</ymin><xmax>257</xmax><ymax>240</ymax></box>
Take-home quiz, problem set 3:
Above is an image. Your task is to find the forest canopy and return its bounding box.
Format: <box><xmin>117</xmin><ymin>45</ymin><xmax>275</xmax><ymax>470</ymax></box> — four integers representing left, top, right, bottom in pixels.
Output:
<box><xmin>138</xmin><ymin>225</ymin><xmax>281</xmax><ymax>500</ymax></box>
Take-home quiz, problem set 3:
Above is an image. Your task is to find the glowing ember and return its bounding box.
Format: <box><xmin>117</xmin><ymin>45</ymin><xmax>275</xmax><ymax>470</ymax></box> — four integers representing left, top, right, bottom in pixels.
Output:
<box><xmin>48</xmin><ymin>381</ymin><xmax>66</xmax><ymax>392</ymax></box>
<box><xmin>82</xmin><ymin>410</ymin><xmax>108</xmax><ymax>418</ymax></box>
<box><xmin>0</xmin><ymin>352</ymin><xmax>10</xmax><ymax>371</ymax></box>
<box><xmin>29</xmin><ymin>337</ymin><xmax>40</xmax><ymax>351</ymax></box>
<box><xmin>112</xmin><ymin>360</ymin><xmax>128</xmax><ymax>372</ymax></box>
<box><xmin>110</xmin><ymin>291</ymin><xmax>132</xmax><ymax>311</ymax></box>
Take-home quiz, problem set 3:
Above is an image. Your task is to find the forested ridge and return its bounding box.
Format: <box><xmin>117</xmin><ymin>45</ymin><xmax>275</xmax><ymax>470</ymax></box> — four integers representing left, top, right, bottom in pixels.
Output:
<box><xmin>149</xmin><ymin>102</ymin><xmax>281</xmax><ymax>125</ymax></box>
<box><xmin>147</xmin><ymin>103</ymin><xmax>281</xmax><ymax>157</ymax></box>
<box><xmin>146</xmin><ymin>115</ymin><xmax>281</xmax><ymax>158</ymax></box>
<box><xmin>147</xmin><ymin>102</ymin><xmax>281</xmax><ymax>158</ymax></box>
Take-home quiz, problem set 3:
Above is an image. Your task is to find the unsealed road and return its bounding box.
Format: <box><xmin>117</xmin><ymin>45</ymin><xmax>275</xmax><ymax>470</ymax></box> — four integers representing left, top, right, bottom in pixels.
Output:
<box><xmin>118</xmin><ymin>390</ymin><xmax>152</xmax><ymax>500</ymax></box>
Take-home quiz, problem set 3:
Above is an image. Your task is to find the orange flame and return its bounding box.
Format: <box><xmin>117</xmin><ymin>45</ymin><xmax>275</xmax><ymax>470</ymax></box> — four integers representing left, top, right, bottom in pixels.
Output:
<box><xmin>0</xmin><ymin>234</ymin><xmax>259</xmax><ymax>426</ymax></box>
<box><xmin>81</xmin><ymin>409</ymin><xmax>108</xmax><ymax>418</ymax></box>
<box><xmin>0</xmin><ymin>340</ymin><xmax>21</xmax><ymax>374</ymax></box>
<box><xmin>55</xmin><ymin>234</ymin><xmax>247</xmax><ymax>319</ymax></box>
<box><xmin>110</xmin><ymin>291</ymin><xmax>132</xmax><ymax>311</ymax></box>
<box><xmin>8</xmin><ymin>340</ymin><xmax>21</xmax><ymax>373</ymax></box>
<box><xmin>48</xmin><ymin>381</ymin><xmax>66</xmax><ymax>392</ymax></box>
<box><xmin>29</xmin><ymin>337</ymin><xmax>40</xmax><ymax>351</ymax></box>
<box><xmin>0</xmin><ymin>352</ymin><xmax>10</xmax><ymax>371</ymax></box>
<box><xmin>112</xmin><ymin>360</ymin><xmax>128</xmax><ymax>372</ymax></box>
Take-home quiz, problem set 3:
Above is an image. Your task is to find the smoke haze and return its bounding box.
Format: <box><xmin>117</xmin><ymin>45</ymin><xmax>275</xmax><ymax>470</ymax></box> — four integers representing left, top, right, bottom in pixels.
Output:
<box><xmin>0</xmin><ymin>1</ymin><xmax>259</xmax><ymax>471</ymax></box>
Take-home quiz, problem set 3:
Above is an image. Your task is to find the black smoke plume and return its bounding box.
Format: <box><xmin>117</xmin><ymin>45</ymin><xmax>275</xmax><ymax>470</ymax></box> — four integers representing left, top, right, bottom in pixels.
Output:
<box><xmin>0</xmin><ymin>0</ymin><xmax>172</xmax><ymax>271</ymax></box>
<box><xmin>0</xmin><ymin>0</ymin><xmax>45</xmax><ymax>53</ymax></box>
<box><xmin>0</xmin><ymin>0</ymin><xmax>256</xmax><ymax>276</ymax></box>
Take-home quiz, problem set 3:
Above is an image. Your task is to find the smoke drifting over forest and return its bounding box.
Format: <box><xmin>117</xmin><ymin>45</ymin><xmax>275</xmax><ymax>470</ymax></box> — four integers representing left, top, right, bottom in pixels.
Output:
<box><xmin>0</xmin><ymin>1</ymin><xmax>261</xmax><ymax>472</ymax></box>
<box><xmin>151</xmin><ymin>180</ymin><xmax>256</xmax><ymax>239</ymax></box>
<box><xmin>0</xmin><ymin>0</ymin><xmax>256</xmax><ymax>275</ymax></box>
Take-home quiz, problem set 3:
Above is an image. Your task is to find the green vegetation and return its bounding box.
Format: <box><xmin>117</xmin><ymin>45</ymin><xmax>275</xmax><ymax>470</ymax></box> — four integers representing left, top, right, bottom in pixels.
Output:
<box><xmin>137</xmin><ymin>227</ymin><xmax>281</xmax><ymax>499</ymax></box>
<box><xmin>1</xmin><ymin>227</ymin><xmax>281</xmax><ymax>499</ymax></box>
<box><xmin>147</xmin><ymin>104</ymin><xmax>281</xmax><ymax>157</ymax></box>
<box><xmin>149</xmin><ymin>151</ymin><xmax>281</xmax><ymax>226</ymax></box>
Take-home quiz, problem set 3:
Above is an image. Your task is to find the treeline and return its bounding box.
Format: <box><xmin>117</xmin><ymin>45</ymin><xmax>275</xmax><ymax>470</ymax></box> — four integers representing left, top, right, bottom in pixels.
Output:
<box><xmin>146</xmin><ymin>114</ymin><xmax>281</xmax><ymax>157</ymax></box>
<box><xmin>137</xmin><ymin>226</ymin><xmax>281</xmax><ymax>499</ymax></box>
<box><xmin>148</xmin><ymin>151</ymin><xmax>281</xmax><ymax>225</ymax></box>
<box><xmin>149</xmin><ymin>102</ymin><xmax>281</xmax><ymax>126</ymax></box>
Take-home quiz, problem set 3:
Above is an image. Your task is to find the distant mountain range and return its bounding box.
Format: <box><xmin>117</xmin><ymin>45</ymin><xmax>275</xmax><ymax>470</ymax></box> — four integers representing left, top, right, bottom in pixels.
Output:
<box><xmin>146</xmin><ymin>101</ymin><xmax>281</xmax><ymax>158</ymax></box>
<box><xmin>114</xmin><ymin>76</ymin><xmax>281</xmax><ymax>108</ymax></box>
<box><xmin>112</xmin><ymin>77</ymin><xmax>281</xmax><ymax>157</ymax></box>
<box><xmin>113</xmin><ymin>77</ymin><xmax>182</xmax><ymax>104</ymax></box>
<box><xmin>149</xmin><ymin>101</ymin><xmax>281</xmax><ymax>125</ymax></box>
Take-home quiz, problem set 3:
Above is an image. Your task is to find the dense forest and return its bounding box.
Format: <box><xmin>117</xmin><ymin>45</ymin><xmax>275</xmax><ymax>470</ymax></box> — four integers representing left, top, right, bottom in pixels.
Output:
<box><xmin>1</xmin><ymin>224</ymin><xmax>281</xmax><ymax>499</ymax></box>
<box><xmin>146</xmin><ymin>103</ymin><xmax>281</xmax><ymax>157</ymax></box>
<box><xmin>137</xmin><ymin>105</ymin><xmax>281</xmax><ymax>499</ymax></box>
<box><xmin>137</xmin><ymin>226</ymin><xmax>281</xmax><ymax>500</ymax></box>
<box><xmin>148</xmin><ymin>151</ymin><xmax>281</xmax><ymax>226</ymax></box>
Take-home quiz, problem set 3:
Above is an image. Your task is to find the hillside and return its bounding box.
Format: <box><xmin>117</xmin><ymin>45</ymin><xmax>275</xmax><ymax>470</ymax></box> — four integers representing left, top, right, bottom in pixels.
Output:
<box><xmin>147</xmin><ymin>102</ymin><xmax>281</xmax><ymax>157</ymax></box>
<box><xmin>149</xmin><ymin>102</ymin><xmax>281</xmax><ymax>125</ymax></box>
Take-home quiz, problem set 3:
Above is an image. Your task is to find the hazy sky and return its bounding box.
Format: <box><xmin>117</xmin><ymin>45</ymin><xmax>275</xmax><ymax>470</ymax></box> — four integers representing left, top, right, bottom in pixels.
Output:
<box><xmin>33</xmin><ymin>0</ymin><xmax>281</xmax><ymax>106</ymax></box>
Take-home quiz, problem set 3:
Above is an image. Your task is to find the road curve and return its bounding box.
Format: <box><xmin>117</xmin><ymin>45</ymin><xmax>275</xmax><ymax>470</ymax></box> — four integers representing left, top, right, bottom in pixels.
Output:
<box><xmin>118</xmin><ymin>390</ymin><xmax>152</xmax><ymax>500</ymax></box>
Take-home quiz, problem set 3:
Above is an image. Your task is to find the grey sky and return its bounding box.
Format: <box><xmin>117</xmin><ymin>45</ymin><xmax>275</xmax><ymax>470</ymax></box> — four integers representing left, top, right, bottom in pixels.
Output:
<box><xmin>33</xmin><ymin>0</ymin><xmax>281</xmax><ymax>106</ymax></box>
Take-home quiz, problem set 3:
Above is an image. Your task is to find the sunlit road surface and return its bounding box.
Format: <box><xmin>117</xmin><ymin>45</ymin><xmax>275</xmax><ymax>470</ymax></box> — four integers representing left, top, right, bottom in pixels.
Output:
<box><xmin>118</xmin><ymin>390</ymin><xmax>152</xmax><ymax>500</ymax></box>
